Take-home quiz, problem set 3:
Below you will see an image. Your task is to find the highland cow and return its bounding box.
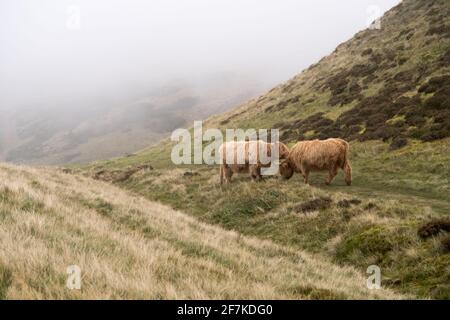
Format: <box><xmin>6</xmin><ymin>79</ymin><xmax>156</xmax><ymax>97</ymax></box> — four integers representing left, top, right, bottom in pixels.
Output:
<box><xmin>279</xmin><ymin>138</ymin><xmax>352</xmax><ymax>186</ymax></box>
<box><xmin>219</xmin><ymin>140</ymin><xmax>290</xmax><ymax>184</ymax></box>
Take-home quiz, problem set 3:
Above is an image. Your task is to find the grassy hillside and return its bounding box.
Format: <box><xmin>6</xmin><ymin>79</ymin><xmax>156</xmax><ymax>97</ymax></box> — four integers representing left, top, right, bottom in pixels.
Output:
<box><xmin>78</xmin><ymin>0</ymin><xmax>450</xmax><ymax>299</ymax></box>
<box><xmin>207</xmin><ymin>0</ymin><xmax>450</xmax><ymax>148</ymax></box>
<box><xmin>0</xmin><ymin>163</ymin><xmax>406</xmax><ymax>299</ymax></box>
<box><xmin>81</xmin><ymin>139</ymin><xmax>450</xmax><ymax>299</ymax></box>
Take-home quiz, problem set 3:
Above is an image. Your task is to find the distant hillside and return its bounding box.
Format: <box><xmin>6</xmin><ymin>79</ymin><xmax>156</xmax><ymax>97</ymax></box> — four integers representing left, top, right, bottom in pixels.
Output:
<box><xmin>0</xmin><ymin>73</ymin><xmax>267</xmax><ymax>165</ymax></box>
<box><xmin>208</xmin><ymin>0</ymin><xmax>450</xmax><ymax>150</ymax></box>
<box><xmin>0</xmin><ymin>162</ymin><xmax>404</xmax><ymax>299</ymax></box>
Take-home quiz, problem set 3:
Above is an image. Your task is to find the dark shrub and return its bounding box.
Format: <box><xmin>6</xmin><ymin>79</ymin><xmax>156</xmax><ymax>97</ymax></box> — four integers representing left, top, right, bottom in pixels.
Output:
<box><xmin>314</xmin><ymin>132</ymin><xmax>330</xmax><ymax>140</ymax></box>
<box><xmin>433</xmin><ymin>110</ymin><xmax>450</xmax><ymax>123</ymax></box>
<box><xmin>340</xmin><ymin>114</ymin><xmax>365</xmax><ymax>126</ymax></box>
<box><xmin>418</xmin><ymin>219</ymin><xmax>450</xmax><ymax>239</ymax></box>
<box><xmin>349</xmin><ymin>63</ymin><xmax>377</xmax><ymax>78</ymax></box>
<box><xmin>418</xmin><ymin>75</ymin><xmax>450</xmax><ymax>94</ymax></box>
<box><xmin>289</xmin><ymin>96</ymin><xmax>301</xmax><ymax>104</ymax></box>
<box><xmin>405</xmin><ymin>114</ymin><xmax>427</xmax><ymax>126</ymax></box>
<box><xmin>183</xmin><ymin>171</ymin><xmax>199</xmax><ymax>177</ymax></box>
<box><xmin>363</xmin><ymin>74</ymin><xmax>378</xmax><ymax>84</ymax></box>
<box><xmin>364</xmin><ymin>203</ymin><xmax>379</xmax><ymax>210</ymax></box>
<box><xmin>368</xmin><ymin>113</ymin><xmax>390</xmax><ymax>125</ymax></box>
<box><xmin>334</xmin><ymin>80</ymin><xmax>349</xmax><ymax>96</ymax></box>
<box><xmin>343</xmin><ymin>125</ymin><xmax>362</xmax><ymax>137</ymax></box>
<box><xmin>442</xmin><ymin>235</ymin><xmax>450</xmax><ymax>252</ymax></box>
<box><xmin>396</xmin><ymin>44</ymin><xmax>405</xmax><ymax>51</ymax></box>
<box><xmin>393</xmin><ymin>70</ymin><xmax>414</xmax><ymax>82</ymax></box>
<box><xmin>304</xmin><ymin>97</ymin><xmax>316</xmax><ymax>104</ymax></box>
<box><xmin>410</xmin><ymin>127</ymin><xmax>428</xmax><ymax>140</ymax></box>
<box><xmin>325</xmin><ymin>72</ymin><xmax>349</xmax><ymax>93</ymax></box>
<box><xmin>374</xmin><ymin>125</ymin><xmax>400</xmax><ymax>141</ymax></box>
<box><xmin>329</xmin><ymin>92</ymin><xmax>362</xmax><ymax>107</ymax></box>
<box><xmin>360</xmin><ymin>130</ymin><xmax>380</xmax><ymax>141</ymax></box>
<box><xmin>294</xmin><ymin>197</ymin><xmax>332</xmax><ymax>213</ymax></box>
<box><xmin>273</xmin><ymin>121</ymin><xmax>290</xmax><ymax>129</ymax></box>
<box><xmin>426</xmin><ymin>7</ymin><xmax>440</xmax><ymax>17</ymax></box>
<box><xmin>397</xmin><ymin>28</ymin><xmax>412</xmax><ymax>38</ymax></box>
<box><xmin>398</xmin><ymin>57</ymin><xmax>408</xmax><ymax>65</ymax></box>
<box><xmin>370</xmin><ymin>52</ymin><xmax>384</xmax><ymax>64</ymax></box>
<box><xmin>417</xmin><ymin>219</ymin><xmax>450</xmax><ymax>239</ymax></box>
<box><xmin>424</xmin><ymin>87</ymin><xmax>450</xmax><ymax>109</ymax></box>
<box><xmin>306</xmin><ymin>112</ymin><xmax>325</xmax><ymax>122</ymax></box>
<box><xmin>282</xmin><ymin>82</ymin><xmax>297</xmax><ymax>94</ymax></box>
<box><xmin>421</xmin><ymin>129</ymin><xmax>447</xmax><ymax>142</ymax></box>
<box><xmin>280</xmin><ymin>130</ymin><xmax>294</xmax><ymax>142</ymax></box>
<box><xmin>427</xmin><ymin>24</ymin><xmax>450</xmax><ymax>38</ymax></box>
<box><xmin>389</xmin><ymin>137</ymin><xmax>408</xmax><ymax>151</ymax></box>
<box><xmin>337</xmin><ymin>199</ymin><xmax>362</xmax><ymax>208</ymax></box>
<box><xmin>395</xmin><ymin>95</ymin><xmax>421</xmax><ymax>108</ymax></box>
<box><xmin>383</xmin><ymin>48</ymin><xmax>397</xmax><ymax>61</ymax></box>
<box><xmin>439</xmin><ymin>48</ymin><xmax>450</xmax><ymax>67</ymax></box>
<box><xmin>349</xmin><ymin>81</ymin><xmax>361</xmax><ymax>92</ymax></box>
<box><xmin>315</xmin><ymin>118</ymin><xmax>334</xmax><ymax>127</ymax></box>
<box><xmin>361</xmin><ymin>48</ymin><xmax>373</xmax><ymax>56</ymax></box>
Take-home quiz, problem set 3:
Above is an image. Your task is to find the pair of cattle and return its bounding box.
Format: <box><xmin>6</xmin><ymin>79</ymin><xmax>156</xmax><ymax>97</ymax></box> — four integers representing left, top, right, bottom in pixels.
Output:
<box><xmin>219</xmin><ymin>138</ymin><xmax>352</xmax><ymax>186</ymax></box>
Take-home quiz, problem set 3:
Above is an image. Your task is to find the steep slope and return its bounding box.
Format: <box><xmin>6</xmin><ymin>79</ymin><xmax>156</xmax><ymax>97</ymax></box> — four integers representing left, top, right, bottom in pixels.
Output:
<box><xmin>208</xmin><ymin>0</ymin><xmax>450</xmax><ymax>149</ymax></box>
<box><xmin>79</xmin><ymin>0</ymin><xmax>450</xmax><ymax>299</ymax></box>
<box><xmin>0</xmin><ymin>163</ymin><xmax>404</xmax><ymax>299</ymax></box>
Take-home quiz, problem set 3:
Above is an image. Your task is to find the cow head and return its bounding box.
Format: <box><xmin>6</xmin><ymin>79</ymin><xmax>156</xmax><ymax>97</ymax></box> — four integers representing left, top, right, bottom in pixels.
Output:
<box><xmin>279</xmin><ymin>159</ymin><xmax>294</xmax><ymax>180</ymax></box>
<box><xmin>278</xmin><ymin>142</ymin><xmax>290</xmax><ymax>160</ymax></box>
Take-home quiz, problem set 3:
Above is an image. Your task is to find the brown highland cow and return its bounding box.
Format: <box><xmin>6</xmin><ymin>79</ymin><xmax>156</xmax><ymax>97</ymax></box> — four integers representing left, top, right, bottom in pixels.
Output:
<box><xmin>279</xmin><ymin>138</ymin><xmax>352</xmax><ymax>186</ymax></box>
<box><xmin>219</xmin><ymin>140</ymin><xmax>290</xmax><ymax>184</ymax></box>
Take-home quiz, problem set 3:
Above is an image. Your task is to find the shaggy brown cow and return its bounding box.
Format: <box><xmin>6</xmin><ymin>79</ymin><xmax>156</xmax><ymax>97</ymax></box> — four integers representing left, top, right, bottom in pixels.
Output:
<box><xmin>219</xmin><ymin>140</ymin><xmax>290</xmax><ymax>184</ymax></box>
<box><xmin>279</xmin><ymin>138</ymin><xmax>352</xmax><ymax>186</ymax></box>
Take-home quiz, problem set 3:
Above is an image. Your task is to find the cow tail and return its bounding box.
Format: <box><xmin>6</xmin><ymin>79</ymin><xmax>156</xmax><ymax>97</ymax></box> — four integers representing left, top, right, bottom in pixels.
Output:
<box><xmin>220</xmin><ymin>165</ymin><xmax>224</xmax><ymax>185</ymax></box>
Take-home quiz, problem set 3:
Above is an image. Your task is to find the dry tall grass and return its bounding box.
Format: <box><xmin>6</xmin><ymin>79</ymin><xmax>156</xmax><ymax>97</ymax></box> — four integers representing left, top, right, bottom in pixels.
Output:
<box><xmin>0</xmin><ymin>163</ymin><xmax>404</xmax><ymax>299</ymax></box>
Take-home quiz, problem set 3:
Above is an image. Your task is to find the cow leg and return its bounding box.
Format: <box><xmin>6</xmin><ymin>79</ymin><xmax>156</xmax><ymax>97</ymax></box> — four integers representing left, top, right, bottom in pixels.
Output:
<box><xmin>343</xmin><ymin>161</ymin><xmax>352</xmax><ymax>186</ymax></box>
<box><xmin>326</xmin><ymin>166</ymin><xmax>339</xmax><ymax>185</ymax></box>
<box><xmin>250</xmin><ymin>165</ymin><xmax>262</xmax><ymax>182</ymax></box>
<box><xmin>256</xmin><ymin>166</ymin><xmax>263</xmax><ymax>181</ymax></box>
<box><xmin>300</xmin><ymin>164</ymin><xmax>310</xmax><ymax>184</ymax></box>
<box><xmin>303</xmin><ymin>170</ymin><xmax>310</xmax><ymax>184</ymax></box>
<box><xmin>304</xmin><ymin>172</ymin><xmax>310</xmax><ymax>184</ymax></box>
<box><xmin>223</xmin><ymin>165</ymin><xmax>233</xmax><ymax>184</ymax></box>
<box><xmin>227</xmin><ymin>167</ymin><xmax>233</xmax><ymax>183</ymax></box>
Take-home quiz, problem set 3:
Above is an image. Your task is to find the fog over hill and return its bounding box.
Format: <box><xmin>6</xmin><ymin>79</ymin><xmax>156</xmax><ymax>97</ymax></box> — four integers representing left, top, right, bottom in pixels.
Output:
<box><xmin>0</xmin><ymin>0</ymin><xmax>399</xmax><ymax>164</ymax></box>
<box><xmin>0</xmin><ymin>73</ymin><xmax>268</xmax><ymax>164</ymax></box>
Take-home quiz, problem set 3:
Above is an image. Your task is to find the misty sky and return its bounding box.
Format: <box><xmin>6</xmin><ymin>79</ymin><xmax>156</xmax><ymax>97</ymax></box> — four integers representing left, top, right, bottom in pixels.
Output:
<box><xmin>0</xmin><ymin>0</ymin><xmax>400</xmax><ymax>109</ymax></box>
